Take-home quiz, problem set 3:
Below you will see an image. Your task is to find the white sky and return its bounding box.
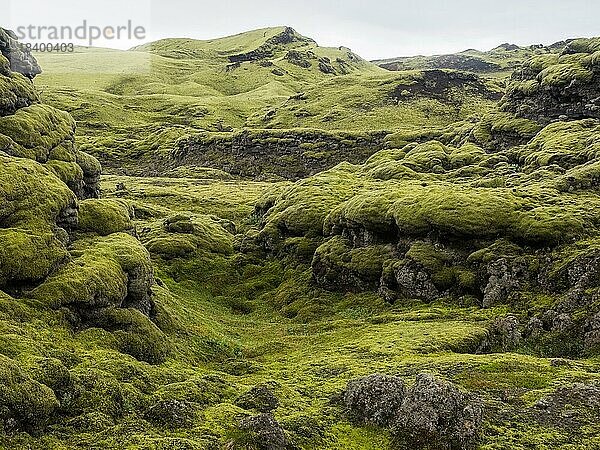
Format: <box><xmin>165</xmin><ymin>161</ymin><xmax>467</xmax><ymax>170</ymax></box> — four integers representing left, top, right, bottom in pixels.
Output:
<box><xmin>3</xmin><ymin>0</ymin><xmax>600</xmax><ymax>60</ymax></box>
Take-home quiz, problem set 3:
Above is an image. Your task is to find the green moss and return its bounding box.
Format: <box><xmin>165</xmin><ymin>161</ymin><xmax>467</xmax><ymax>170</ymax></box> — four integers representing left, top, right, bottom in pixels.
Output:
<box><xmin>0</xmin><ymin>104</ymin><xmax>75</xmax><ymax>162</ymax></box>
<box><xmin>92</xmin><ymin>307</ymin><xmax>170</xmax><ymax>364</ymax></box>
<box><xmin>258</xmin><ymin>164</ymin><xmax>360</xmax><ymax>248</ymax></box>
<box><xmin>323</xmin><ymin>182</ymin><xmax>586</xmax><ymax>246</ymax></box>
<box><xmin>0</xmin><ymin>229</ymin><xmax>68</xmax><ymax>288</ymax></box>
<box><xmin>0</xmin><ymin>155</ymin><xmax>76</xmax><ymax>230</ymax></box>
<box><xmin>29</xmin><ymin>233</ymin><xmax>153</xmax><ymax>311</ymax></box>
<box><xmin>472</xmin><ymin>111</ymin><xmax>542</xmax><ymax>145</ymax></box>
<box><xmin>538</xmin><ymin>62</ymin><xmax>593</xmax><ymax>87</ymax></box>
<box><xmin>153</xmin><ymin>375</ymin><xmax>231</xmax><ymax>406</ymax></box>
<box><xmin>0</xmin><ymin>290</ymin><xmax>31</xmax><ymax>321</ymax></box>
<box><xmin>467</xmin><ymin>239</ymin><xmax>523</xmax><ymax>264</ymax></box>
<box><xmin>448</xmin><ymin>143</ymin><xmax>486</xmax><ymax>168</ymax></box>
<box><xmin>0</xmin><ymin>71</ymin><xmax>38</xmax><ymax>116</ymax></box>
<box><xmin>45</xmin><ymin>160</ymin><xmax>84</xmax><ymax>189</ymax></box>
<box><xmin>139</xmin><ymin>212</ymin><xmax>234</xmax><ymax>259</ymax></box>
<box><xmin>402</xmin><ymin>141</ymin><xmax>450</xmax><ymax>172</ymax></box>
<box><xmin>556</xmin><ymin>159</ymin><xmax>600</xmax><ymax>191</ymax></box>
<box><xmin>519</xmin><ymin>120</ymin><xmax>600</xmax><ymax>169</ymax></box>
<box><xmin>406</xmin><ymin>241</ymin><xmax>476</xmax><ymax>291</ymax></box>
<box><xmin>145</xmin><ymin>236</ymin><xmax>197</xmax><ymax>259</ymax></box>
<box><xmin>75</xmin><ymin>150</ymin><xmax>102</xmax><ymax>177</ymax></box>
<box><xmin>564</xmin><ymin>37</ymin><xmax>600</xmax><ymax>55</ymax></box>
<box><xmin>313</xmin><ymin>235</ymin><xmax>395</xmax><ymax>288</ymax></box>
<box><xmin>78</xmin><ymin>199</ymin><xmax>134</xmax><ymax>236</ymax></box>
<box><xmin>0</xmin><ymin>354</ymin><xmax>59</xmax><ymax>432</ymax></box>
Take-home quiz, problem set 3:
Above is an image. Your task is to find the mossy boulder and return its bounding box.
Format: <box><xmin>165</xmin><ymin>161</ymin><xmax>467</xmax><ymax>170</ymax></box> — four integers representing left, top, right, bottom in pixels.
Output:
<box><xmin>145</xmin><ymin>236</ymin><xmax>198</xmax><ymax>259</ymax></box>
<box><xmin>75</xmin><ymin>151</ymin><xmax>101</xmax><ymax>198</ymax></box>
<box><xmin>312</xmin><ymin>236</ymin><xmax>396</xmax><ymax>291</ymax></box>
<box><xmin>92</xmin><ymin>307</ymin><xmax>170</xmax><ymax>364</ymax></box>
<box><xmin>29</xmin><ymin>233</ymin><xmax>155</xmax><ymax>319</ymax></box>
<box><xmin>233</xmin><ymin>413</ymin><xmax>293</xmax><ymax>450</ymax></box>
<box><xmin>78</xmin><ymin>199</ymin><xmax>134</xmax><ymax>236</ymax></box>
<box><xmin>142</xmin><ymin>213</ymin><xmax>234</xmax><ymax>259</ymax></box>
<box><xmin>235</xmin><ymin>384</ymin><xmax>280</xmax><ymax>413</ymax></box>
<box><xmin>344</xmin><ymin>373</ymin><xmax>482</xmax><ymax>450</ymax></box>
<box><xmin>517</xmin><ymin>119</ymin><xmax>600</xmax><ymax>170</ymax></box>
<box><xmin>143</xmin><ymin>398</ymin><xmax>195</xmax><ymax>428</ymax></box>
<box><xmin>0</xmin><ymin>155</ymin><xmax>77</xmax><ymax>231</ymax></box>
<box><xmin>0</xmin><ymin>104</ymin><xmax>76</xmax><ymax>162</ymax></box>
<box><xmin>0</xmin><ymin>68</ymin><xmax>38</xmax><ymax>117</ymax></box>
<box><xmin>502</xmin><ymin>38</ymin><xmax>600</xmax><ymax>122</ymax></box>
<box><xmin>0</xmin><ymin>28</ymin><xmax>41</xmax><ymax>79</ymax></box>
<box><xmin>0</xmin><ymin>229</ymin><xmax>69</xmax><ymax>289</ymax></box>
<box><xmin>344</xmin><ymin>374</ymin><xmax>406</xmax><ymax>427</ymax></box>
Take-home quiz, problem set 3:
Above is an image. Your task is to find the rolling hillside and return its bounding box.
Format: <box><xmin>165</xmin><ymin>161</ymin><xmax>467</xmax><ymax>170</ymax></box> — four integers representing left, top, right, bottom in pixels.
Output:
<box><xmin>33</xmin><ymin>27</ymin><xmax>501</xmax><ymax>176</ymax></box>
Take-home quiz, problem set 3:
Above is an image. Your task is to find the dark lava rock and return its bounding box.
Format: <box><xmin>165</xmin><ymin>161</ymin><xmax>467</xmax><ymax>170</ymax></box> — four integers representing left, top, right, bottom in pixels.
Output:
<box><xmin>482</xmin><ymin>258</ymin><xmax>528</xmax><ymax>308</ymax></box>
<box><xmin>394</xmin><ymin>373</ymin><xmax>483</xmax><ymax>450</ymax></box>
<box><xmin>172</xmin><ymin>129</ymin><xmax>387</xmax><ymax>180</ymax></box>
<box><xmin>144</xmin><ymin>399</ymin><xmax>195</xmax><ymax>429</ymax></box>
<box><xmin>344</xmin><ymin>374</ymin><xmax>483</xmax><ymax>450</ymax></box>
<box><xmin>236</xmin><ymin>413</ymin><xmax>293</xmax><ymax>450</ymax></box>
<box><xmin>343</xmin><ymin>374</ymin><xmax>406</xmax><ymax>427</ymax></box>
<box><xmin>344</xmin><ymin>373</ymin><xmax>482</xmax><ymax>450</ymax></box>
<box><xmin>235</xmin><ymin>384</ymin><xmax>280</xmax><ymax>413</ymax></box>
<box><xmin>501</xmin><ymin>39</ymin><xmax>600</xmax><ymax>123</ymax></box>
<box><xmin>0</xmin><ymin>28</ymin><xmax>41</xmax><ymax>79</ymax></box>
<box><xmin>379</xmin><ymin>55</ymin><xmax>502</xmax><ymax>74</ymax></box>
<box><xmin>392</xmin><ymin>70</ymin><xmax>502</xmax><ymax>103</ymax></box>
<box><xmin>584</xmin><ymin>312</ymin><xmax>600</xmax><ymax>354</ymax></box>
<box><xmin>285</xmin><ymin>50</ymin><xmax>313</xmax><ymax>69</ymax></box>
<box><xmin>531</xmin><ymin>383</ymin><xmax>600</xmax><ymax>429</ymax></box>
<box><xmin>478</xmin><ymin>315</ymin><xmax>522</xmax><ymax>353</ymax></box>
<box><xmin>389</xmin><ymin>259</ymin><xmax>440</xmax><ymax>302</ymax></box>
<box><xmin>228</xmin><ymin>27</ymin><xmax>314</xmax><ymax>64</ymax></box>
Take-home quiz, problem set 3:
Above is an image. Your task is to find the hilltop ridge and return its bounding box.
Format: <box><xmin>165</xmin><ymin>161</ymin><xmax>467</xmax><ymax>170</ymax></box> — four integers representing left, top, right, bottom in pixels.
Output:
<box><xmin>373</xmin><ymin>39</ymin><xmax>581</xmax><ymax>76</ymax></box>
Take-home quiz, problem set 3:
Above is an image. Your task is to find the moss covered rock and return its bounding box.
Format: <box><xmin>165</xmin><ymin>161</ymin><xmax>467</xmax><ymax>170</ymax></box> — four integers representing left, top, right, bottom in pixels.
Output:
<box><xmin>0</xmin><ymin>154</ymin><xmax>77</xmax><ymax>231</ymax></box>
<box><xmin>30</xmin><ymin>233</ymin><xmax>154</xmax><ymax>319</ymax></box>
<box><xmin>0</xmin><ymin>229</ymin><xmax>68</xmax><ymax>289</ymax></box>
<box><xmin>78</xmin><ymin>199</ymin><xmax>134</xmax><ymax>236</ymax></box>
<box><xmin>502</xmin><ymin>38</ymin><xmax>600</xmax><ymax>122</ymax></box>
<box><xmin>0</xmin><ymin>28</ymin><xmax>41</xmax><ymax>79</ymax></box>
<box><xmin>0</xmin><ymin>104</ymin><xmax>76</xmax><ymax>162</ymax></box>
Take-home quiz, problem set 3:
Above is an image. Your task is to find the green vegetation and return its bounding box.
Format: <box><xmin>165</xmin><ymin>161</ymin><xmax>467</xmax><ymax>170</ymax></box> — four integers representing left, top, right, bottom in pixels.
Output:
<box><xmin>2</xmin><ymin>24</ymin><xmax>600</xmax><ymax>450</ymax></box>
<box><xmin>32</xmin><ymin>28</ymin><xmax>500</xmax><ymax>175</ymax></box>
<box><xmin>77</xmin><ymin>199</ymin><xmax>134</xmax><ymax>235</ymax></box>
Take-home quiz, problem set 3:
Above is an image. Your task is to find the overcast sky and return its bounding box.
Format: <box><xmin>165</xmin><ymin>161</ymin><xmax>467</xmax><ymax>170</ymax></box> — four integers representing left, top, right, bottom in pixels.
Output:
<box><xmin>3</xmin><ymin>0</ymin><xmax>600</xmax><ymax>59</ymax></box>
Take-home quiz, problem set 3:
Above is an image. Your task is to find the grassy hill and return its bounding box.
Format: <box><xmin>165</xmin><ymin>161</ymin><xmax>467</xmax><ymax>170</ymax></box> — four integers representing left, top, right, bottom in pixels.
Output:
<box><xmin>33</xmin><ymin>27</ymin><xmax>501</xmax><ymax>175</ymax></box>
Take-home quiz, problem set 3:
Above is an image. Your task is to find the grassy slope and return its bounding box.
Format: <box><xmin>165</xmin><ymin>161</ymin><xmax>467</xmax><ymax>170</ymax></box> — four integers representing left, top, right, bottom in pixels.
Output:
<box><xmin>33</xmin><ymin>27</ymin><xmax>500</xmax><ymax>174</ymax></box>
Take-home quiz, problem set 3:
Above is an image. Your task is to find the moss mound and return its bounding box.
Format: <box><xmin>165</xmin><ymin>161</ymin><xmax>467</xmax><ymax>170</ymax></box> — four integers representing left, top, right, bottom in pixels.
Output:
<box><xmin>78</xmin><ymin>199</ymin><xmax>134</xmax><ymax>236</ymax></box>
<box><xmin>30</xmin><ymin>233</ymin><xmax>154</xmax><ymax>315</ymax></box>
<box><xmin>0</xmin><ymin>229</ymin><xmax>68</xmax><ymax>289</ymax></box>
<box><xmin>0</xmin><ymin>354</ymin><xmax>59</xmax><ymax>433</ymax></box>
